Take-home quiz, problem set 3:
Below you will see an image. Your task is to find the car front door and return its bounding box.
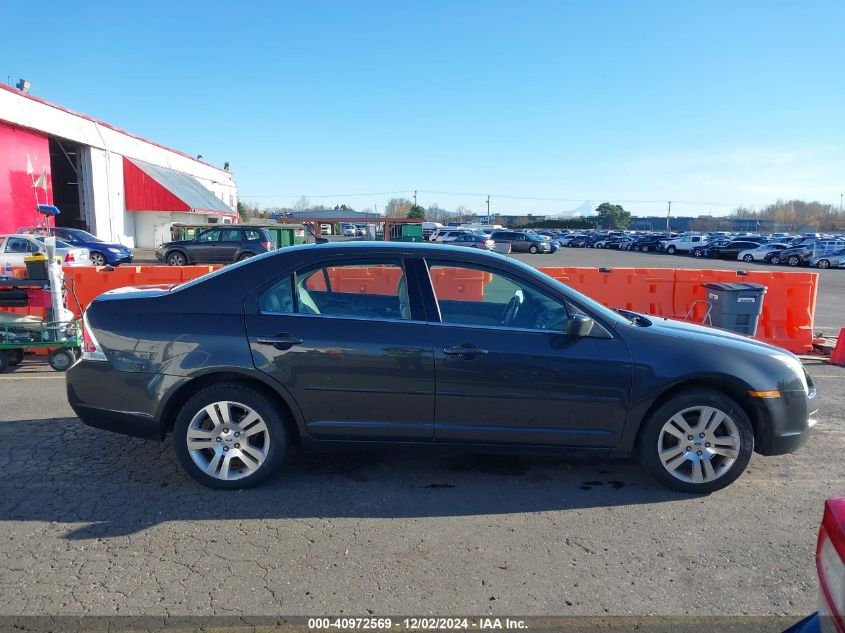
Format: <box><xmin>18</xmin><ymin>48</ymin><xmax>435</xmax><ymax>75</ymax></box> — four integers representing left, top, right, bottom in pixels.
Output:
<box><xmin>420</xmin><ymin>259</ymin><xmax>632</xmax><ymax>447</ymax></box>
<box><xmin>246</xmin><ymin>257</ymin><xmax>435</xmax><ymax>441</ymax></box>
<box><xmin>191</xmin><ymin>229</ymin><xmax>222</xmax><ymax>262</ymax></box>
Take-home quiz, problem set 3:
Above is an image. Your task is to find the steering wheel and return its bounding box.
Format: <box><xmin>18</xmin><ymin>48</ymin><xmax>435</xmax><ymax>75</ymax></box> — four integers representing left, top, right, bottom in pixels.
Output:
<box><xmin>501</xmin><ymin>289</ymin><xmax>524</xmax><ymax>326</ymax></box>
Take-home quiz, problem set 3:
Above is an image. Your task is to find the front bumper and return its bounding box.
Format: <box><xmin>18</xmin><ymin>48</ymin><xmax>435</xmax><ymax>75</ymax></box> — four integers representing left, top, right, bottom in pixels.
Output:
<box><xmin>66</xmin><ymin>360</ymin><xmax>174</xmax><ymax>441</ymax></box>
<box><xmin>753</xmin><ymin>386</ymin><xmax>818</xmax><ymax>456</ymax></box>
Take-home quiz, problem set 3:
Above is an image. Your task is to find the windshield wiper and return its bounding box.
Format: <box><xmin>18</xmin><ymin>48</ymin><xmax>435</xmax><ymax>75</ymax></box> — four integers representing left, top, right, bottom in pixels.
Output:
<box><xmin>614</xmin><ymin>308</ymin><xmax>652</xmax><ymax>326</ymax></box>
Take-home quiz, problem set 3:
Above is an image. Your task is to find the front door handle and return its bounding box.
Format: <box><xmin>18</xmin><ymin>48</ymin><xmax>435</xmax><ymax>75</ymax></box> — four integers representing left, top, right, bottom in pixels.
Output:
<box><xmin>256</xmin><ymin>333</ymin><xmax>303</xmax><ymax>350</ymax></box>
<box><xmin>443</xmin><ymin>344</ymin><xmax>488</xmax><ymax>357</ymax></box>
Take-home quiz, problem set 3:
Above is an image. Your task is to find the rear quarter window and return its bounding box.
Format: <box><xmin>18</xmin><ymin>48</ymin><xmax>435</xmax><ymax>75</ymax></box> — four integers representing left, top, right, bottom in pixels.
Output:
<box><xmin>244</xmin><ymin>229</ymin><xmax>261</xmax><ymax>241</ymax></box>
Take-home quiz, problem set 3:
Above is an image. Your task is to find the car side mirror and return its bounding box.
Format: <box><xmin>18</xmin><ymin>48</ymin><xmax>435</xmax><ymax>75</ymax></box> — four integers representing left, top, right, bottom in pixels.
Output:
<box><xmin>567</xmin><ymin>313</ymin><xmax>594</xmax><ymax>338</ymax></box>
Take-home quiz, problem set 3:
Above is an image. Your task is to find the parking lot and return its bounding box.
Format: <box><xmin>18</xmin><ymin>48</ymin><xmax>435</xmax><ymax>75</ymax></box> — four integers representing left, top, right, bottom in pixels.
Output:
<box><xmin>1</xmin><ymin>249</ymin><xmax>842</xmax><ymax>622</ymax></box>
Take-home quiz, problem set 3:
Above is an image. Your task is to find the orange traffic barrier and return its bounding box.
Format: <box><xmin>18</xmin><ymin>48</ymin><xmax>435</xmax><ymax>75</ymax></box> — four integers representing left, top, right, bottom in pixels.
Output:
<box><xmin>429</xmin><ymin>267</ymin><xmax>493</xmax><ymax>301</ymax></box>
<box><xmin>0</xmin><ymin>264</ymin><xmax>818</xmax><ymax>354</ymax></box>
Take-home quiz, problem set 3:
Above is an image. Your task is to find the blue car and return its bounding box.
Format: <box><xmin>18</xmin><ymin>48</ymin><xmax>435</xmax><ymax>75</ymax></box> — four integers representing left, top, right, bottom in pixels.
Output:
<box><xmin>18</xmin><ymin>227</ymin><xmax>133</xmax><ymax>266</ymax></box>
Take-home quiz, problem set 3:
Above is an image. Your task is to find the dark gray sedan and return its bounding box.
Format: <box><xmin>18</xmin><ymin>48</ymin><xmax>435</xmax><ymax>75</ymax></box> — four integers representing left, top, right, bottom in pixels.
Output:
<box><xmin>68</xmin><ymin>243</ymin><xmax>817</xmax><ymax>492</ymax></box>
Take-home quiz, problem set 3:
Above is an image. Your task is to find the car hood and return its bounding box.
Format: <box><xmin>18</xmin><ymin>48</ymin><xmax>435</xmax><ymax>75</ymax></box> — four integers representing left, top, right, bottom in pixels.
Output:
<box><xmin>627</xmin><ymin>313</ymin><xmax>787</xmax><ymax>356</ymax></box>
<box><xmin>158</xmin><ymin>240</ymin><xmax>193</xmax><ymax>248</ymax></box>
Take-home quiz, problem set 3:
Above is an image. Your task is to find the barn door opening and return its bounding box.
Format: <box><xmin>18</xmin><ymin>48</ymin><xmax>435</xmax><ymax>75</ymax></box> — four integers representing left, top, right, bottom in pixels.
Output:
<box><xmin>49</xmin><ymin>137</ymin><xmax>87</xmax><ymax>230</ymax></box>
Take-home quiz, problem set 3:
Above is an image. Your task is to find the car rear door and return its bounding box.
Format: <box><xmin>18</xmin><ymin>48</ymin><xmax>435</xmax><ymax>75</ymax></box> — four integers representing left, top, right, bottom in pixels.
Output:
<box><xmin>191</xmin><ymin>229</ymin><xmax>222</xmax><ymax>262</ymax></box>
<box><xmin>245</xmin><ymin>256</ymin><xmax>435</xmax><ymax>441</ymax></box>
<box><xmin>418</xmin><ymin>259</ymin><xmax>632</xmax><ymax>447</ymax></box>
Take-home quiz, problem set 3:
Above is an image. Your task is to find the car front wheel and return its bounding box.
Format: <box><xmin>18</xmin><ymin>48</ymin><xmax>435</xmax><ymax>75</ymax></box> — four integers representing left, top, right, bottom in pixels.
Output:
<box><xmin>817</xmin><ymin>259</ymin><xmax>831</xmax><ymax>269</ymax></box>
<box><xmin>639</xmin><ymin>388</ymin><xmax>753</xmax><ymax>494</ymax></box>
<box><xmin>528</xmin><ymin>245</ymin><xmax>538</xmax><ymax>254</ymax></box>
<box><xmin>743</xmin><ymin>254</ymin><xmax>754</xmax><ymax>262</ymax></box>
<box><xmin>167</xmin><ymin>252</ymin><xmax>187</xmax><ymax>266</ymax></box>
<box><xmin>667</xmin><ymin>245</ymin><xmax>677</xmax><ymax>254</ymax></box>
<box><xmin>173</xmin><ymin>384</ymin><xmax>287</xmax><ymax>489</ymax></box>
<box><xmin>787</xmin><ymin>255</ymin><xmax>801</xmax><ymax>267</ymax></box>
<box><xmin>769</xmin><ymin>255</ymin><xmax>781</xmax><ymax>265</ymax></box>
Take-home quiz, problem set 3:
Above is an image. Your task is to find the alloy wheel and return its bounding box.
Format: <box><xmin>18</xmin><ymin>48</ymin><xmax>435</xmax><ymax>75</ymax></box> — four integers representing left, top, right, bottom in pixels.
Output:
<box><xmin>90</xmin><ymin>252</ymin><xmax>106</xmax><ymax>267</ymax></box>
<box><xmin>818</xmin><ymin>259</ymin><xmax>830</xmax><ymax>269</ymax></box>
<box><xmin>743</xmin><ymin>255</ymin><xmax>754</xmax><ymax>262</ymax></box>
<box><xmin>657</xmin><ymin>406</ymin><xmax>740</xmax><ymax>484</ymax></box>
<box><xmin>168</xmin><ymin>253</ymin><xmax>186</xmax><ymax>266</ymax></box>
<box><xmin>186</xmin><ymin>401</ymin><xmax>270</xmax><ymax>481</ymax></box>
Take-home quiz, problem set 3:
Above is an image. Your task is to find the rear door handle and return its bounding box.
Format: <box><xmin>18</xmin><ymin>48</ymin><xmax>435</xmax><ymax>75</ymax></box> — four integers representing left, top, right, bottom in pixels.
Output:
<box><xmin>443</xmin><ymin>345</ymin><xmax>488</xmax><ymax>357</ymax></box>
<box><xmin>256</xmin><ymin>333</ymin><xmax>303</xmax><ymax>349</ymax></box>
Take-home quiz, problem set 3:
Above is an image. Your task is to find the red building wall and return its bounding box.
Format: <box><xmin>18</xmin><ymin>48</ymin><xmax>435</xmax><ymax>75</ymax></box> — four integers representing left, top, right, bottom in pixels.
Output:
<box><xmin>0</xmin><ymin>121</ymin><xmax>52</xmax><ymax>233</ymax></box>
<box><xmin>123</xmin><ymin>157</ymin><xmax>190</xmax><ymax>212</ymax></box>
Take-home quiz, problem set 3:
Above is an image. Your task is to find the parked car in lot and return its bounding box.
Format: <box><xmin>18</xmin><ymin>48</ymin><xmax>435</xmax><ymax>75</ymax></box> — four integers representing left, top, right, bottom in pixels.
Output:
<box><xmin>785</xmin><ymin>497</ymin><xmax>844</xmax><ymax>633</ymax></box>
<box><xmin>630</xmin><ymin>235</ymin><xmax>670</xmax><ymax>253</ymax></box>
<box><xmin>701</xmin><ymin>240</ymin><xmax>763</xmax><ymax>260</ymax></box>
<box><xmin>69</xmin><ymin>242</ymin><xmax>817</xmax><ymax>492</ymax></box>
<box><xmin>660</xmin><ymin>234</ymin><xmax>708</xmax><ymax>254</ymax></box>
<box><xmin>446</xmin><ymin>233</ymin><xmax>496</xmax><ymax>250</ymax></box>
<box><xmin>810</xmin><ymin>248</ymin><xmax>845</xmax><ymax>269</ymax></box>
<box><xmin>736</xmin><ymin>243</ymin><xmax>790</xmax><ymax>263</ymax></box>
<box><xmin>0</xmin><ymin>234</ymin><xmax>90</xmax><ymax>267</ymax></box>
<box><xmin>18</xmin><ymin>227</ymin><xmax>133</xmax><ymax>266</ymax></box>
<box><xmin>489</xmin><ymin>230</ymin><xmax>551</xmax><ymax>254</ymax></box>
<box><xmin>155</xmin><ymin>226</ymin><xmax>275</xmax><ymax>265</ymax></box>
<box><xmin>429</xmin><ymin>228</ymin><xmax>474</xmax><ymax>243</ymax></box>
<box><xmin>775</xmin><ymin>241</ymin><xmax>845</xmax><ymax>268</ymax></box>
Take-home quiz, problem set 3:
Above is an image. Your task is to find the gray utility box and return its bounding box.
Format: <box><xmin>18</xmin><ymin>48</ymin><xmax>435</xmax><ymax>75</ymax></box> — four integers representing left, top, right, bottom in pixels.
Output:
<box><xmin>702</xmin><ymin>282</ymin><xmax>767</xmax><ymax>336</ymax></box>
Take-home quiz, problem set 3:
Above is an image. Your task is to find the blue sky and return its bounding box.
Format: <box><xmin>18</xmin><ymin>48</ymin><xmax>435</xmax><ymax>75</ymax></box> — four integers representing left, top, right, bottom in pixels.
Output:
<box><xmin>3</xmin><ymin>0</ymin><xmax>844</xmax><ymax>216</ymax></box>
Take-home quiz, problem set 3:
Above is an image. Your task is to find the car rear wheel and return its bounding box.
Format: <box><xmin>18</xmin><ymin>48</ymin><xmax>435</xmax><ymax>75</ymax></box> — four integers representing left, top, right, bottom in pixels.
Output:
<box><xmin>238</xmin><ymin>252</ymin><xmax>255</xmax><ymax>261</ymax></box>
<box><xmin>173</xmin><ymin>384</ymin><xmax>288</xmax><ymax>489</ymax></box>
<box><xmin>641</xmin><ymin>245</ymin><xmax>649</xmax><ymax>252</ymax></box>
<box><xmin>528</xmin><ymin>245</ymin><xmax>538</xmax><ymax>254</ymax></box>
<box><xmin>639</xmin><ymin>388</ymin><xmax>753</xmax><ymax>494</ymax></box>
<box><xmin>90</xmin><ymin>252</ymin><xmax>107</xmax><ymax>267</ymax></box>
<box><xmin>769</xmin><ymin>255</ymin><xmax>781</xmax><ymax>265</ymax></box>
<box><xmin>743</xmin><ymin>254</ymin><xmax>754</xmax><ymax>262</ymax></box>
<box><xmin>817</xmin><ymin>259</ymin><xmax>831</xmax><ymax>269</ymax></box>
<box><xmin>787</xmin><ymin>255</ymin><xmax>801</xmax><ymax>267</ymax></box>
<box><xmin>167</xmin><ymin>252</ymin><xmax>187</xmax><ymax>266</ymax></box>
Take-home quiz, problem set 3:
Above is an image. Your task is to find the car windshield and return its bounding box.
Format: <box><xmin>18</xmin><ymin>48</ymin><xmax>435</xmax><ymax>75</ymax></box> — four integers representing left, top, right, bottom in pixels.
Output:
<box><xmin>69</xmin><ymin>229</ymin><xmax>103</xmax><ymax>243</ymax></box>
<box><xmin>34</xmin><ymin>237</ymin><xmax>74</xmax><ymax>249</ymax></box>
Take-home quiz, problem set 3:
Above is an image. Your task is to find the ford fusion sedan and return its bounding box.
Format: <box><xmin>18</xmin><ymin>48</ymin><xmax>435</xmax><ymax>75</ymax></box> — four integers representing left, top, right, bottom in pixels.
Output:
<box><xmin>67</xmin><ymin>243</ymin><xmax>817</xmax><ymax>493</ymax></box>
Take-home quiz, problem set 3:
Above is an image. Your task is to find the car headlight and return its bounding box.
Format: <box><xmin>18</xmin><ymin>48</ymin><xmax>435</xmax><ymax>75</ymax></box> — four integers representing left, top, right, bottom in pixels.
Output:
<box><xmin>107</xmin><ymin>248</ymin><xmax>122</xmax><ymax>253</ymax></box>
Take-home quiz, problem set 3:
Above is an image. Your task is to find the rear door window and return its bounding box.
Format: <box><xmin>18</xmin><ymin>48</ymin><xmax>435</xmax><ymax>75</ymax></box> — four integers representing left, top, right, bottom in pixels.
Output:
<box><xmin>260</xmin><ymin>261</ymin><xmax>411</xmax><ymax>321</ymax></box>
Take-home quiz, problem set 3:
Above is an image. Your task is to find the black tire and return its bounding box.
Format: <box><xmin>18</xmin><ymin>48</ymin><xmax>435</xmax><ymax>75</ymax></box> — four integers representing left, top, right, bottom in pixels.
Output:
<box><xmin>743</xmin><ymin>254</ymin><xmax>754</xmax><ymax>263</ymax></box>
<box><xmin>641</xmin><ymin>245</ymin><xmax>649</xmax><ymax>252</ymax></box>
<box><xmin>769</xmin><ymin>255</ymin><xmax>781</xmax><ymax>265</ymax></box>
<box><xmin>667</xmin><ymin>245</ymin><xmax>677</xmax><ymax>254</ymax></box>
<box><xmin>7</xmin><ymin>349</ymin><xmax>24</xmax><ymax>366</ymax></box>
<box><xmin>817</xmin><ymin>259</ymin><xmax>830</xmax><ymax>269</ymax></box>
<box><xmin>787</xmin><ymin>255</ymin><xmax>801</xmax><ymax>267</ymax></box>
<box><xmin>528</xmin><ymin>245</ymin><xmax>538</xmax><ymax>254</ymax></box>
<box><xmin>639</xmin><ymin>388</ymin><xmax>754</xmax><ymax>494</ymax></box>
<box><xmin>48</xmin><ymin>349</ymin><xmax>75</xmax><ymax>372</ymax></box>
<box><xmin>90</xmin><ymin>251</ymin><xmax>107</xmax><ymax>267</ymax></box>
<box><xmin>173</xmin><ymin>383</ymin><xmax>288</xmax><ymax>489</ymax></box>
<box><xmin>237</xmin><ymin>252</ymin><xmax>255</xmax><ymax>261</ymax></box>
<box><xmin>167</xmin><ymin>251</ymin><xmax>187</xmax><ymax>266</ymax></box>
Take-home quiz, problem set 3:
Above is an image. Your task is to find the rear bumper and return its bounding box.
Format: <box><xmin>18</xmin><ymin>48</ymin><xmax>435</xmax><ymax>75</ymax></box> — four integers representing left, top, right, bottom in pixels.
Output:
<box><xmin>66</xmin><ymin>360</ymin><xmax>167</xmax><ymax>441</ymax></box>
<box><xmin>753</xmin><ymin>388</ymin><xmax>818</xmax><ymax>456</ymax></box>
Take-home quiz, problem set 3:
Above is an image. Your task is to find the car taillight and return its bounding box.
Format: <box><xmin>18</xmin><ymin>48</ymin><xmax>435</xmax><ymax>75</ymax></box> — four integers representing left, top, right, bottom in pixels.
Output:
<box><xmin>818</xmin><ymin>498</ymin><xmax>845</xmax><ymax>633</ymax></box>
<box><xmin>485</xmin><ymin>240</ymin><xmax>494</xmax><ymax>246</ymax></box>
<box><xmin>81</xmin><ymin>312</ymin><xmax>107</xmax><ymax>362</ymax></box>
<box><xmin>64</xmin><ymin>252</ymin><xmax>75</xmax><ymax>263</ymax></box>
<box><xmin>261</xmin><ymin>240</ymin><xmax>272</xmax><ymax>250</ymax></box>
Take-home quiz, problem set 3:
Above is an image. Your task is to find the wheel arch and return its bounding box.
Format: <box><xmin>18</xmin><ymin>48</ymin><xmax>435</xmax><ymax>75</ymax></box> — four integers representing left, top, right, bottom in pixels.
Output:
<box><xmin>157</xmin><ymin>369</ymin><xmax>305</xmax><ymax>445</ymax></box>
<box><xmin>632</xmin><ymin>376</ymin><xmax>766</xmax><ymax>454</ymax></box>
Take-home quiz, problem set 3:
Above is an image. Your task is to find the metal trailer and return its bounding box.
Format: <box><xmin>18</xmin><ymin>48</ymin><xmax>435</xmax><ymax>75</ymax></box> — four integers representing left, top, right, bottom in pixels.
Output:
<box><xmin>0</xmin><ymin>318</ymin><xmax>81</xmax><ymax>373</ymax></box>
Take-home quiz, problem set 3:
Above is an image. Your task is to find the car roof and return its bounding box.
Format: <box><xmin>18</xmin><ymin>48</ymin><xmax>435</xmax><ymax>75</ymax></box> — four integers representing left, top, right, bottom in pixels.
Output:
<box><xmin>268</xmin><ymin>240</ymin><xmax>509</xmax><ymax>259</ymax></box>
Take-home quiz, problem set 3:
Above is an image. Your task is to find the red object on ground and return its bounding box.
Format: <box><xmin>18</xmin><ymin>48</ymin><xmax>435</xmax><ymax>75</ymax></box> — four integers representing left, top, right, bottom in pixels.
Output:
<box><xmin>830</xmin><ymin>328</ymin><xmax>845</xmax><ymax>366</ymax></box>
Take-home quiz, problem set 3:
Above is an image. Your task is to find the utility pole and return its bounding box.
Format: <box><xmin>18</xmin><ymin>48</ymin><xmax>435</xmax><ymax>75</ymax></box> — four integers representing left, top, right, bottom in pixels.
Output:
<box><xmin>413</xmin><ymin>190</ymin><xmax>417</xmax><ymax>207</ymax></box>
<box><xmin>840</xmin><ymin>193</ymin><xmax>842</xmax><ymax>214</ymax></box>
<box><xmin>486</xmin><ymin>195</ymin><xmax>490</xmax><ymax>219</ymax></box>
<box><xmin>666</xmin><ymin>201</ymin><xmax>672</xmax><ymax>231</ymax></box>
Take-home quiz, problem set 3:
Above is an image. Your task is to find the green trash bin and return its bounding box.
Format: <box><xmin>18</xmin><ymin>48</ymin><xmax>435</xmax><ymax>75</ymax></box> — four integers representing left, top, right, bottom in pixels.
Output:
<box><xmin>703</xmin><ymin>282</ymin><xmax>767</xmax><ymax>336</ymax></box>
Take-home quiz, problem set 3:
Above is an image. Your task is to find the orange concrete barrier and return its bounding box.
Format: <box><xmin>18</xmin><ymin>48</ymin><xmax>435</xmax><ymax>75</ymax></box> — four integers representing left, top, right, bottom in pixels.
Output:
<box><xmin>539</xmin><ymin>266</ymin><xmax>818</xmax><ymax>354</ymax></box>
<box><xmin>1</xmin><ymin>264</ymin><xmax>817</xmax><ymax>354</ymax></box>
